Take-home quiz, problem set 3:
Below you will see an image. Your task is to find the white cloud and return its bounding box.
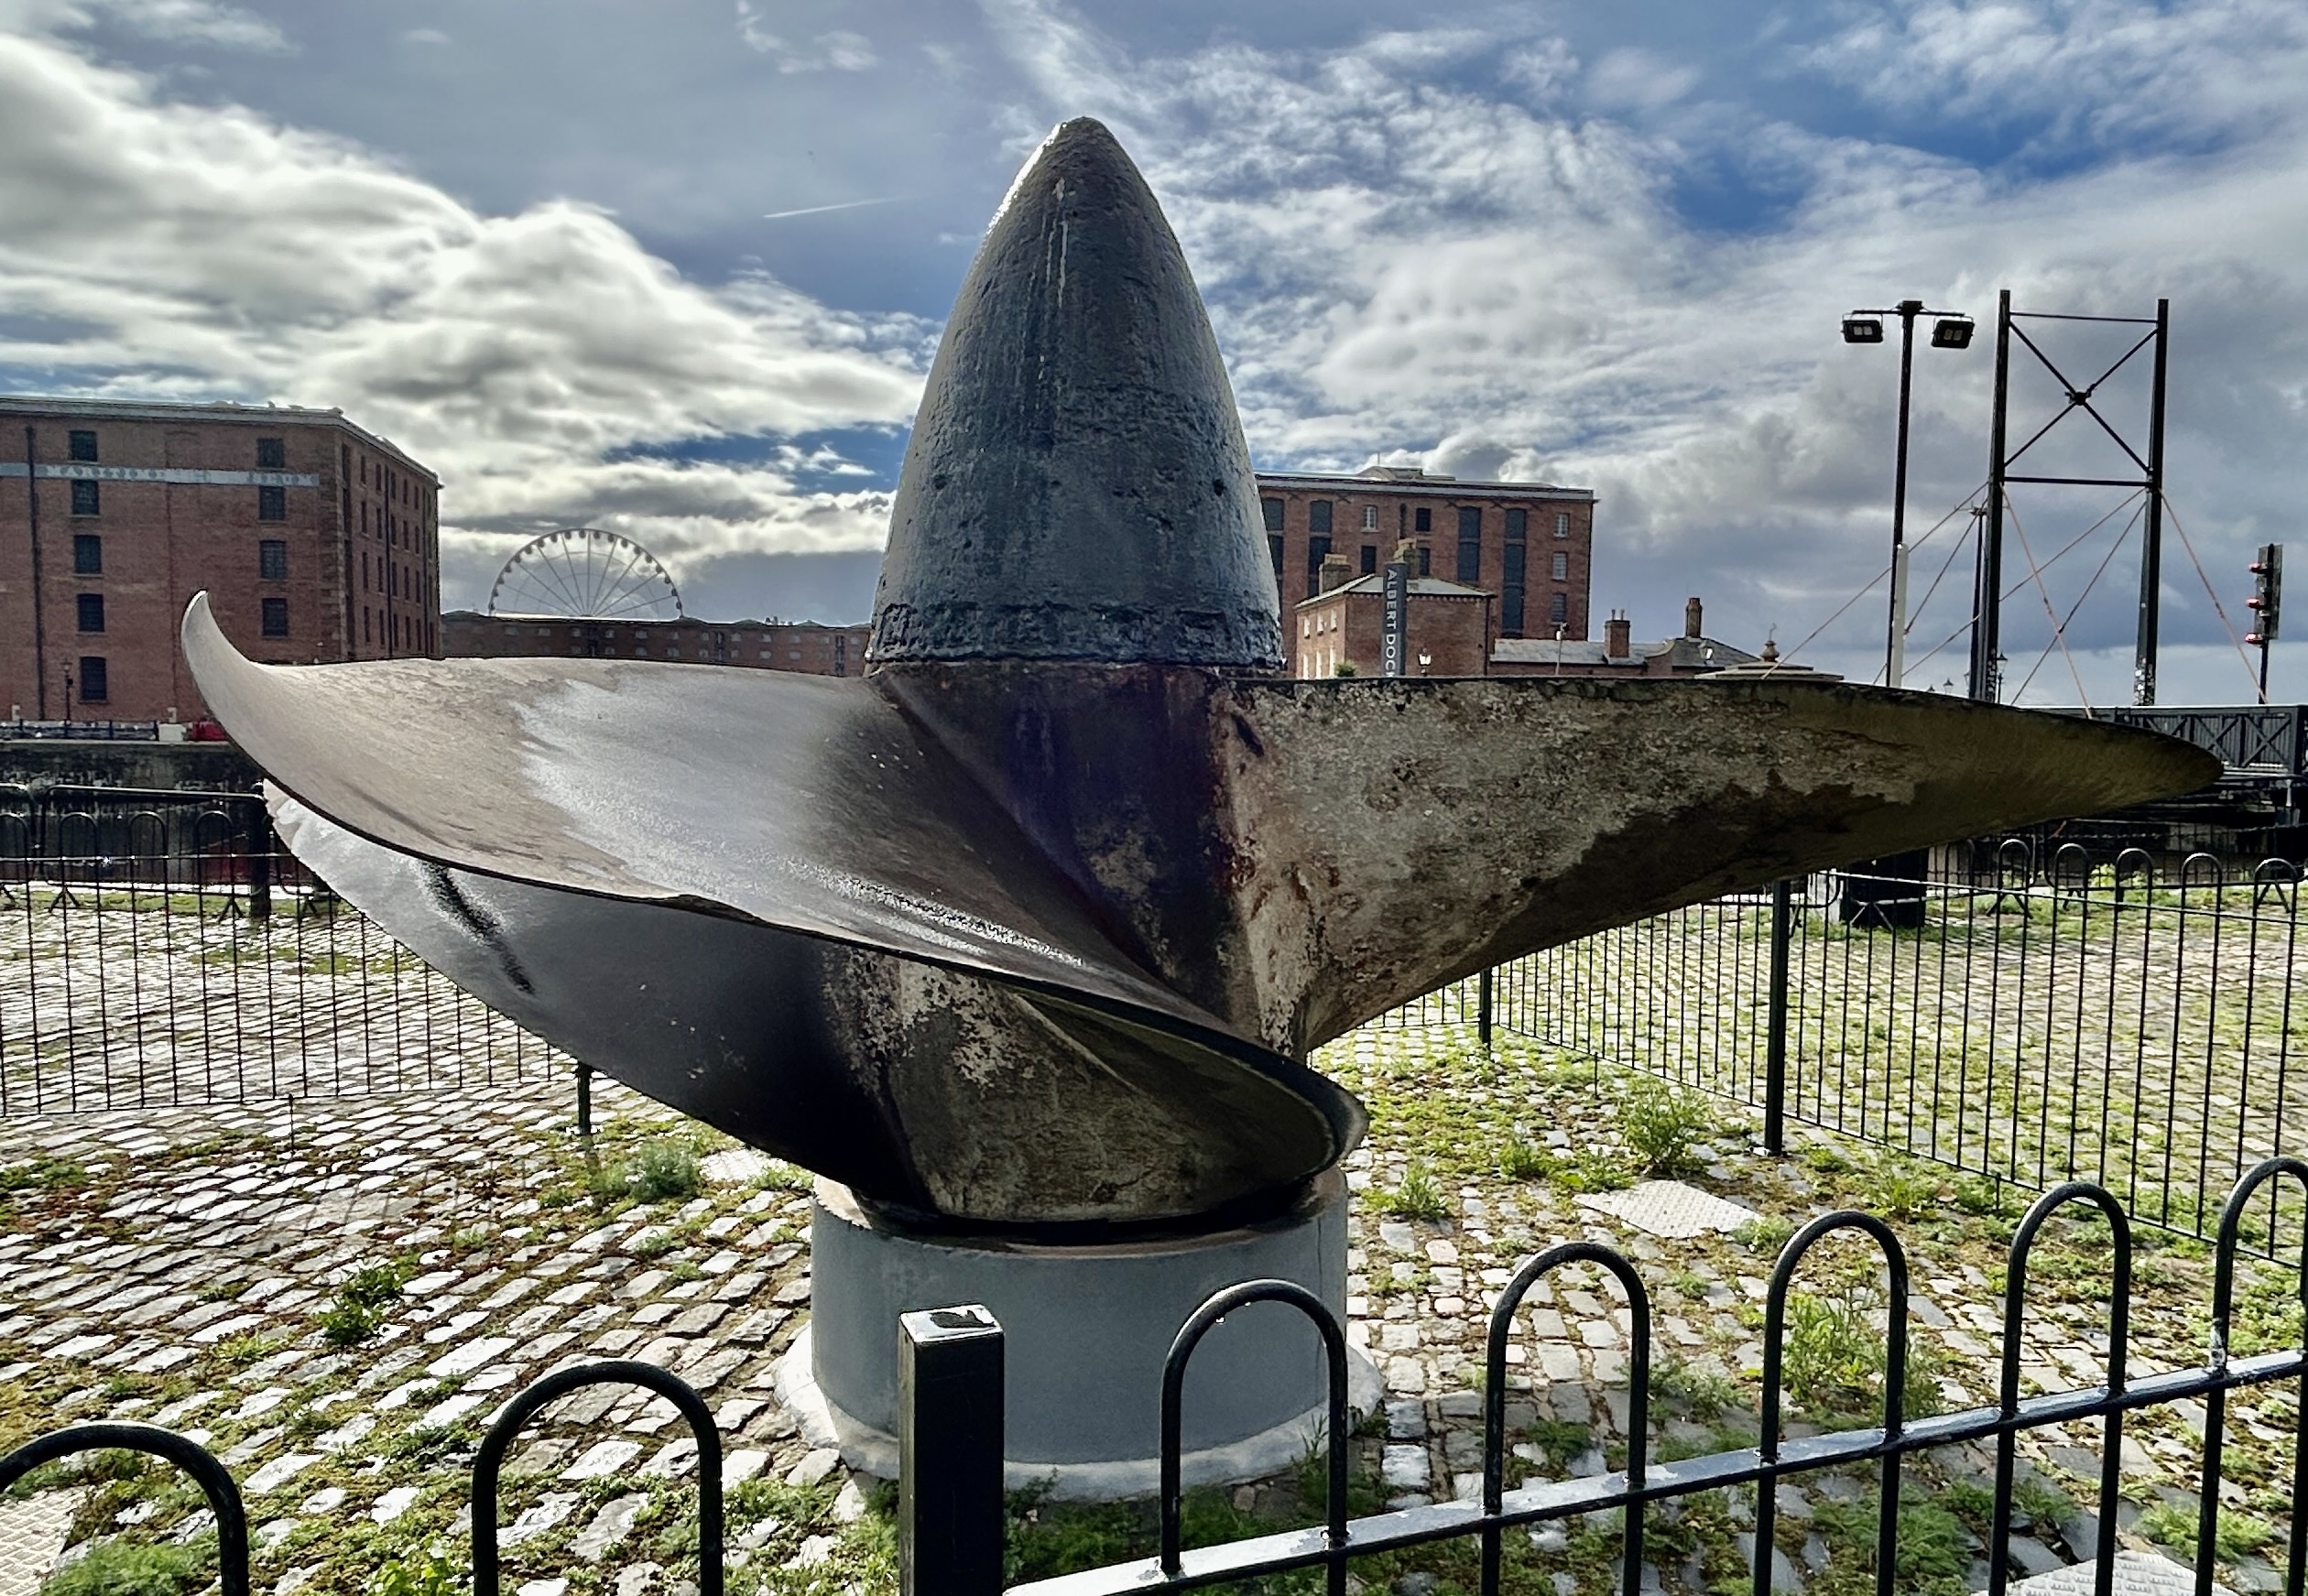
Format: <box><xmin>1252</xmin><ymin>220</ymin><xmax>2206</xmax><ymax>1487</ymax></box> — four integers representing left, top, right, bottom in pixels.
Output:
<box><xmin>0</xmin><ymin>27</ymin><xmax>926</xmax><ymax>603</ymax></box>
<box><xmin>63</xmin><ymin>0</ymin><xmax>288</xmax><ymax>52</ymax></box>
<box><xmin>735</xmin><ymin>4</ymin><xmax>878</xmax><ymax>72</ymax></box>
<box><xmin>1585</xmin><ymin>47</ymin><xmax>1699</xmax><ymax>114</ymax></box>
<box><xmin>1795</xmin><ymin>0</ymin><xmax>2308</xmax><ymax>152</ymax></box>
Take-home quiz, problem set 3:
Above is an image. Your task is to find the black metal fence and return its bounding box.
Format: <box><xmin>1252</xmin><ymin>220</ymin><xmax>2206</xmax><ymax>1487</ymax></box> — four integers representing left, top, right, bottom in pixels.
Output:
<box><xmin>5</xmin><ymin>1163</ymin><xmax>2301</xmax><ymax>1596</ymax></box>
<box><xmin>0</xmin><ymin>840</ymin><xmax>564</xmax><ymax>1115</ymax></box>
<box><xmin>1461</xmin><ymin>845</ymin><xmax>2308</xmax><ymax>1251</ymax></box>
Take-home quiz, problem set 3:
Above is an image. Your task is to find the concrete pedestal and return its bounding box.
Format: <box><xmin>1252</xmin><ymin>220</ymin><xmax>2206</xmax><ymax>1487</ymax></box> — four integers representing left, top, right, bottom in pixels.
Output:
<box><xmin>776</xmin><ymin>1169</ymin><xmax>1380</xmax><ymax>1500</ymax></box>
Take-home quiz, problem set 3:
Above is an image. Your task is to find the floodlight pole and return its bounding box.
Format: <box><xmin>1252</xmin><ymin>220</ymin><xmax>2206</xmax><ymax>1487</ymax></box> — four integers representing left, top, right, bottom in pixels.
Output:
<box><xmin>1850</xmin><ymin>299</ymin><xmax>1965</xmax><ymax>689</ymax></box>
<box><xmin>1886</xmin><ymin>299</ymin><xmax>1923</xmax><ymax>689</ymax></box>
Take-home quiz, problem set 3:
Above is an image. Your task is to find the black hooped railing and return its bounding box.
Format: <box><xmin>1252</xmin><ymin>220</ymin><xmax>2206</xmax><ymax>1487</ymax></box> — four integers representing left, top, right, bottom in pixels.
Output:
<box><xmin>0</xmin><ymin>1422</ymin><xmax>253</xmax><ymax>1596</ymax></box>
<box><xmin>1159</xmin><ymin>1280</ymin><xmax>1353</xmax><ymax>1596</ymax></box>
<box><xmin>471</xmin><ymin>1360</ymin><xmax>726</xmax><ymax>1596</ymax></box>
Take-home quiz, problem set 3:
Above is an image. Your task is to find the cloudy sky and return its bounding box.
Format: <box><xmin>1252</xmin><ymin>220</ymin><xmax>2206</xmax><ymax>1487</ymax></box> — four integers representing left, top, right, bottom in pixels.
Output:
<box><xmin>3</xmin><ymin>0</ymin><xmax>2304</xmax><ymax>704</ymax></box>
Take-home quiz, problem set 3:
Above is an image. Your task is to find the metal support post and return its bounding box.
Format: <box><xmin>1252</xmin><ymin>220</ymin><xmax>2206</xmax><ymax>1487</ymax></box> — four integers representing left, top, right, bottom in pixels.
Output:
<box><xmin>1971</xmin><ymin>291</ymin><xmax>2010</xmax><ymax>701</ymax></box>
<box><xmin>2135</xmin><ymin>298</ymin><xmax>2170</xmax><ymax>706</ymax></box>
<box><xmin>574</xmin><ymin>1062</ymin><xmax>593</xmax><ymax>1141</ymax></box>
<box><xmin>1477</xmin><ymin>965</ymin><xmax>1494</xmax><ymax>1047</ymax></box>
<box><xmin>245</xmin><ymin>800</ymin><xmax>271</xmax><ymax>922</ymax></box>
<box><xmin>899</xmin><ymin>1305</ymin><xmax>1006</xmax><ymax>1596</ymax></box>
<box><xmin>1764</xmin><ymin>879</ymin><xmax>1793</xmax><ymax>1156</ymax></box>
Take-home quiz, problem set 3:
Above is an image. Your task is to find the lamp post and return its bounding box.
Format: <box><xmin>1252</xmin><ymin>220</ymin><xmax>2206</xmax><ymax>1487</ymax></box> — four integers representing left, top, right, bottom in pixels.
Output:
<box><xmin>1843</xmin><ymin>299</ymin><xmax>1973</xmax><ymax>688</ymax></box>
<box><xmin>1418</xmin><ymin>649</ymin><xmax>1432</xmax><ymax>678</ymax></box>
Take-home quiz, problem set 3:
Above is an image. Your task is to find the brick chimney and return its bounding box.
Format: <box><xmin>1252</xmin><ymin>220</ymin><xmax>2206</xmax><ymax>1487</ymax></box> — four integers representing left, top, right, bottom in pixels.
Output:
<box><xmin>1606</xmin><ymin>610</ymin><xmax>1631</xmax><ymax>659</ymax></box>
<box><xmin>1684</xmin><ymin>596</ymin><xmax>1704</xmax><ymax>639</ymax></box>
<box><xmin>1319</xmin><ymin>552</ymin><xmax>1355</xmax><ymax>593</ymax></box>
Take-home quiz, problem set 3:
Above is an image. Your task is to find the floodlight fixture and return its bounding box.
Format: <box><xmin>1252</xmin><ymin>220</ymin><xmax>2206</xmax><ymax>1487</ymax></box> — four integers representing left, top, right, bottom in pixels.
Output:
<box><xmin>1843</xmin><ymin>298</ymin><xmax>1971</xmax><ymax>687</ymax></box>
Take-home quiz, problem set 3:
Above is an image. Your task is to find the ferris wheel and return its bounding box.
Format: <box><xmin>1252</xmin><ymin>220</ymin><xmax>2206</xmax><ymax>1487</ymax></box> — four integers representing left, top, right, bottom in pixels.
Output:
<box><xmin>486</xmin><ymin>529</ymin><xmax>683</xmax><ymax>621</ymax></box>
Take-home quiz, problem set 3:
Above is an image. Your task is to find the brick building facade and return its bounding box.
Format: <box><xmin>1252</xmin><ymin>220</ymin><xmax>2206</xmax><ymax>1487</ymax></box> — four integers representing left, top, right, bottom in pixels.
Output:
<box><xmin>1</xmin><ymin>396</ymin><xmax>440</xmax><ymax>723</ymax></box>
<box><xmin>442</xmin><ymin>613</ymin><xmax>869</xmax><ymax>675</ymax></box>
<box><xmin>1257</xmin><ymin>466</ymin><xmax>1595</xmax><ymax>653</ymax></box>
<box><xmin>1291</xmin><ymin>570</ymin><xmax>1493</xmax><ymax>679</ymax></box>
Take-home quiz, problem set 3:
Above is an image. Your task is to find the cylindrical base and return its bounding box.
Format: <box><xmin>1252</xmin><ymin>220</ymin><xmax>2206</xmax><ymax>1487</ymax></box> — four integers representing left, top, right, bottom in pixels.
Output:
<box><xmin>777</xmin><ymin>1170</ymin><xmax>1378</xmax><ymax>1499</ymax></box>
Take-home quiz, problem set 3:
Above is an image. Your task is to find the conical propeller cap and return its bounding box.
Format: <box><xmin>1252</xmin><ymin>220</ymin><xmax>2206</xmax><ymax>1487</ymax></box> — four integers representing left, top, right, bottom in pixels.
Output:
<box><xmin>869</xmin><ymin>118</ymin><xmax>1283</xmax><ymax>668</ymax></box>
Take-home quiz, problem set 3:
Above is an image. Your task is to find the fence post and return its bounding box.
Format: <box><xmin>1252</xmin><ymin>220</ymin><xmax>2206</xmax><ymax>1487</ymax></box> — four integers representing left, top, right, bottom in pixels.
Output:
<box><xmin>899</xmin><ymin>1304</ymin><xmax>1005</xmax><ymax>1596</ymax></box>
<box><xmin>1764</xmin><ymin>878</ymin><xmax>1792</xmax><ymax>1156</ymax></box>
<box><xmin>1477</xmin><ymin>965</ymin><xmax>1494</xmax><ymax>1047</ymax></box>
<box><xmin>244</xmin><ymin>799</ymin><xmax>271</xmax><ymax>922</ymax></box>
<box><xmin>574</xmin><ymin>1062</ymin><xmax>593</xmax><ymax>1140</ymax></box>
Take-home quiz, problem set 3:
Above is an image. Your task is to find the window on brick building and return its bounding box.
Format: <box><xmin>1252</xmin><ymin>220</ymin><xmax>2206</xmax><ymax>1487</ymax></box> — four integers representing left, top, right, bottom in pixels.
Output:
<box><xmin>1555</xmin><ymin>512</ymin><xmax>1571</xmax><ymax>537</ymax></box>
<box><xmin>1413</xmin><ymin>507</ymin><xmax>1432</xmax><ymax>533</ymax></box>
<box><xmin>1551</xmin><ymin>551</ymin><xmax>1569</xmax><ymax>581</ymax></box>
<box><xmin>1417</xmin><ymin>546</ymin><xmax>1431</xmax><ymax>576</ymax></box>
<box><xmin>1268</xmin><ymin>534</ymin><xmax>1284</xmax><ymax>587</ymax></box>
<box><xmin>1305</xmin><ymin>536</ymin><xmax>1330</xmax><ymax>599</ymax></box>
<box><xmin>1456</xmin><ymin>506</ymin><xmax>1482</xmax><ymax>584</ymax></box>
<box><xmin>262</xmin><ymin>597</ymin><xmax>289</xmax><ymax>637</ymax></box>
<box><xmin>73</xmin><ymin>535</ymin><xmax>101</xmax><ymax>574</ymax></box>
<box><xmin>260</xmin><ymin>540</ymin><xmax>288</xmax><ymax>581</ymax></box>
<box><xmin>1362</xmin><ymin>505</ymin><xmax>1378</xmax><ymax>530</ymax></box>
<box><xmin>1261</xmin><ymin>498</ymin><xmax>1283</xmax><ymax>532</ymax></box>
<box><xmin>1309</xmin><ymin>501</ymin><xmax>1332</xmax><ymax>535</ymax></box>
<box><xmin>1550</xmin><ymin>592</ymin><xmax>1568</xmax><ymax>625</ymax></box>
<box><xmin>1506</xmin><ymin>509</ymin><xmax>1527</xmax><ymax>541</ymax></box>
<box><xmin>363</xmin><ymin>610</ymin><xmax>371</xmax><ymax>643</ymax></box>
<box><xmin>77</xmin><ymin>593</ymin><xmax>104</xmax><ymax>633</ymax></box>
<box><xmin>71</xmin><ymin>479</ymin><xmax>99</xmax><ymax>516</ymax></box>
<box><xmin>77</xmin><ymin>657</ymin><xmax>107</xmax><ymax>703</ymax></box>
<box><xmin>256</xmin><ymin>437</ymin><xmax>285</xmax><ymax>469</ymax></box>
<box><xmin>257</xmin><ymin>485</ymin><xmax>287</xmax><ymax>521</ymax></box>
<box><xmin>1360</xmin><ymin>545</ymin><xmax>1377</xmax><ymax>575</ymax></box>
<box><xmin>68</xmin><ymin>430</ymin><xmax>97</xmax><ymax>462</ymax></box>
<box><xmin>1503</xmin><ymin>543</ymin><xmax>1526</xmax><ymax>635</ymax></box>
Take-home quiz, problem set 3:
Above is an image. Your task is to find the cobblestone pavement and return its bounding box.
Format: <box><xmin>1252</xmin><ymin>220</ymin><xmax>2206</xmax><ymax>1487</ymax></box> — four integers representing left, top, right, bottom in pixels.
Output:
<box><xmin>0</xmin><ymin>1026</ymin><xmax>2301</xmax><ymax>1596</ymax></box>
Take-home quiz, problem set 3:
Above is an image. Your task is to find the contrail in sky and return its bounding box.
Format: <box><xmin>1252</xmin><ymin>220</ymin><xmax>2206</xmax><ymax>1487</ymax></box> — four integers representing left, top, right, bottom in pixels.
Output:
<box><xmin>762</xmin><ymin>195</ymin><xmax>914</xmax><ymax>222</ymax></box>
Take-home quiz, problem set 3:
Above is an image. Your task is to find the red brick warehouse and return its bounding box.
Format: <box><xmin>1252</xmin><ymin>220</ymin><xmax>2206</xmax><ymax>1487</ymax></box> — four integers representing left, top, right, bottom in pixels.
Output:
<box><xmin>1256</xmin><ymin>464</ymin><xmax>1596</xmax><ymax>650</ymax></box>
<box><xmin>1</xmin><ymin>396</ymin><xmax>441</xmax><ymax>724</ymax></box>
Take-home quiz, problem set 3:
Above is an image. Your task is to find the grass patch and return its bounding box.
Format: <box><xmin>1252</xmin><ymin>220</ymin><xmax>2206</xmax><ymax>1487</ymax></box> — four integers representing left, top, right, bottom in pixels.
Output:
<box><xmin>369</xmin><ymin>1542</ymin><xmax>463</xmax><ymax>1596</ymax></box>
<box><xmin>318</xmin><ymin>1259</ymin><xmax>409</xmax><ymax>1345</ymax></box>
<box><xmin>593</xmin><ymin>1139</ymin><xmax>704</xmax><ymax>1205</ymax></box>
<box><xmin>1813</xmin><ymin>1492</ymin><xmax>1971</xmax><ymax>1596</ymax></box>
<box><xmin>1501</xmin><ymin>1138</ymin><xmax>1552</xmax><ymax>1180</ymax></box>
<box><xmin>41</xmin><ymin>1535</ymin><xmax>212</xmax><ymax>1596</ymax></box>
<box><xmin>2138</xmin><ymin>1503</ymin><xmax>2280</xmax><ymax>1564</ymax></box>
<box><xmin>0</xmin><ymin>1156</ymin><xmax>88</xmax><ymax>1194</ymax></box>
<box><xmin>1377</xmin><ymin>1165</ymin><xmax>1450</xmax><ymax>1222</ymax></box>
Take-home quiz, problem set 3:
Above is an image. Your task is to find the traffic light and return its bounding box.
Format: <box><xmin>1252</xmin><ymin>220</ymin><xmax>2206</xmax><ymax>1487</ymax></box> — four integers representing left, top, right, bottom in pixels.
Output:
<box><xmin>2248</xmin><ymin>542</ymin><xmax>2282</xmax><ymax>645</ymax></box>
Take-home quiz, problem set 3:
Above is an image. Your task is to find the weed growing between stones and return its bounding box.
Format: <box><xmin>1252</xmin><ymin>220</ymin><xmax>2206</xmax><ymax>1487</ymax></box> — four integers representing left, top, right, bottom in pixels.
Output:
<box><xmin>367</xmin><ymin>1542</ymin><xmax>459</xmax><ymax>1596</ymax></box>
<box><xmin>317</xmin><ymin>1261</ymin><xmax>410</xmax><ymax>1346</ymax></box>
<box><xmin>1382</xmin><ymin>1166</ymin><xmax>1452</xmax><ymax>1222</ymax></box>
<box><xmin>1618</xmin><ymin>1081</ymin><xmax>1715</xmax><ymax>1179</ymax></box>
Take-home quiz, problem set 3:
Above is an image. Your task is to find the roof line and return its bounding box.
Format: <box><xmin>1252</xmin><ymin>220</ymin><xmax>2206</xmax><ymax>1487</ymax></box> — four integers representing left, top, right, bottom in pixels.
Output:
<box><xmin>0</xmin><ymin>393</ymin><xmax>440</xmax><ymax>482</ymax></box>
